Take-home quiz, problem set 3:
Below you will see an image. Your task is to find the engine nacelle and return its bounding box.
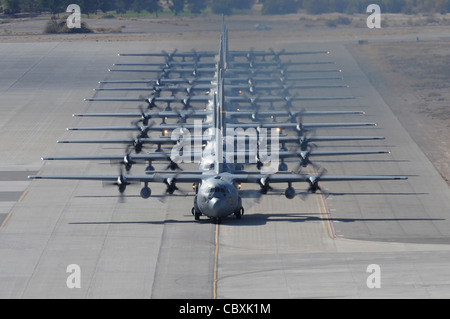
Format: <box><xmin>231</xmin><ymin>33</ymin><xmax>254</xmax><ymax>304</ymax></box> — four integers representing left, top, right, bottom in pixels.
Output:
<box><xmin>284</xmin><ymin>186</ymin><xmax>296</xmax><ymax>199</ymax></box>
<box><xmin>140</xmin><ymin>186</ymin><xmax>151</xmax><ymax>199</ymax></box>
<box><xmin>278</xmin><ymin>162</ymin><xmax>288</xmax><ymax>171</ymax></box>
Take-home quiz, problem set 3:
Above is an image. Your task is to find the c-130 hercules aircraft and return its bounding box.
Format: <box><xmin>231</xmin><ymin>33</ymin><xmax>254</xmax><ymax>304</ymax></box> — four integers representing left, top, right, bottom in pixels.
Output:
<box><xmin>29</xmin><ymin>19</ymin><xmax>407</xmax><ymax>224</ymax></box>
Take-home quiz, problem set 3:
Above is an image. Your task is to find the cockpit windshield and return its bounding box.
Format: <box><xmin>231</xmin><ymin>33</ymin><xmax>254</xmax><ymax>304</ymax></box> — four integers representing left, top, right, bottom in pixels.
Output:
<box><xmin>208</xmin><ymin>187</ymin><xmax>226</xmax><ymax>198</ymax></box>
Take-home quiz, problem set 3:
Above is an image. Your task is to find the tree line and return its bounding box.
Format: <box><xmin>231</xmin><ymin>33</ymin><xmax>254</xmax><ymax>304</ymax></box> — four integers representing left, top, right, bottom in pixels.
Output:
<box><xmin>261</xmin><ymin>0</ymin><xmax>450</xmax><ymax>14</ymax></box>
<box><xmin>0</xmin><ymin>0</ymin><xmax>194</xmax><ymax>15</ymax></box>
<box><xmin>1</xmin><ymin>0</ymin><xmax>449</xmax><ymax>15</ymax></box>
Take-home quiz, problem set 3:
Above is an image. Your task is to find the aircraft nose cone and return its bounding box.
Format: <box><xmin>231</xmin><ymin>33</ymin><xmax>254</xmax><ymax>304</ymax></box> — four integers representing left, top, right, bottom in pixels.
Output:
<box><xmin>209</xmin><ymin>197</ymin><xmax>227</xmax><ymax>217</ymax></box>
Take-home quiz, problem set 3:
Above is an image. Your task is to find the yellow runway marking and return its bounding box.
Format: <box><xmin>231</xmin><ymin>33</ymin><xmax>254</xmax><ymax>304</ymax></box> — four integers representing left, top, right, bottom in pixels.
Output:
<box><xmin>213</xmin><ymin>223</ymin><xmax>220</xmax><ymax>299</ymax></box>
<box><xmin>316</xmin><ymin>193</ymin><xmax>336</xmax><ymax>239</ymax></box>
<box><xmin>212</xmin><ymin>182</ymin><xmax>335</xmax><ymax>298</ymax></box>
<box><xmin>2</xmin><ymin>190</ymin><xmax>29</xmax><ymax>228</ymax></box>
<box><xmin>1</xmin><ymin>212</ymin><xmax>13</xmax><ymax>228</ymax></box>
<box><xmin>19</xmin><ymin>190</ymin><xmax>29</xmax><ymax>202</ymax></box>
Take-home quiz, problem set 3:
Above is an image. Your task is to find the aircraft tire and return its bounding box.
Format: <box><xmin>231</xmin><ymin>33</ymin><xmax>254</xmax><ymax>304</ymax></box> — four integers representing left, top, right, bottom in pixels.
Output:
<box><xmin>235</xmin><ymin>207</ymin><xmax>244</xmax><ymax>220</ymax></box>
<box><xmin>192</xmin><ymin>207</ymin><xmax>201</xmax><ymax>220</ymax></box>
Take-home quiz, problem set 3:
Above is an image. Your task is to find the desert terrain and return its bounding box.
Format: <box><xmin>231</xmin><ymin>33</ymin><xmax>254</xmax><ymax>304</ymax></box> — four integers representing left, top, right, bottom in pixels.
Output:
<box><xmin>349</xmin><ymin>40</ymin><xmax>450</xmax><ymax>185</ymax></box>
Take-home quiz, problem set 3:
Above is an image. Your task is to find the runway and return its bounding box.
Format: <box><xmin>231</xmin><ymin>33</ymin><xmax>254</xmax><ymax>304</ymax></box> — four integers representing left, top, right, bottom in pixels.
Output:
<box><xmin>1</xmin><ymin>31</ymin><xmax>450</xmax><ymax>298</ymax></box>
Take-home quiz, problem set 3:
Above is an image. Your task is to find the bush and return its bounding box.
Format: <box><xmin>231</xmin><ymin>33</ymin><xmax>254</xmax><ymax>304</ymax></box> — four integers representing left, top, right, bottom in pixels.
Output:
<box><xmin>44</xmin><ymin>16</ymin><xmax>93</xmax><ymax>34</ymax></box>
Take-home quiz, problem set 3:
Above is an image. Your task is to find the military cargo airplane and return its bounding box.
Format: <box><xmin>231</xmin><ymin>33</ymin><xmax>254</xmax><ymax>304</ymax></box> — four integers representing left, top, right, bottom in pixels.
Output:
<box><xmin>29</xmin><ymin>20</ymin><xmax>407</xmax><ymax>224</ymax></box>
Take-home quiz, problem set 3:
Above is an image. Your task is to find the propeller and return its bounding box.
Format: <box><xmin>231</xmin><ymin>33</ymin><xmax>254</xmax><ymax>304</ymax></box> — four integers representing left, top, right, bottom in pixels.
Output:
<box><xmin>156</xmin><ymin>148</ymin><xmax>184</xmax><ymax>172</ymax></box>
<box><xmin>133</xmin><ymin>120</ymin><xmax>156</xmax><ymax>139</ymax></box>
<box><xmin>289</xmin><ymin>104</ymin><xmax>316</xmax><ymax>138</ymax></box>
<box><xmin>257</xmin><ymin>176</ymin><xmax>273</xmax><ymax>195</ymax></box>
<box><xmin>300</xmin><ymin>167</ymin><xmax>329</xmax><ymax>200</ymax></box>
<box><xmin>269</xmin><ymin>48</ymin><xmax>285</xmax><ymax>62</ymax></box>
<box><xmin>110</xmin><ymin>145</ymin><xmax>137</xmax><ymax>173</ymax></box>
<box><xmin>291</xmin><ymin>146</ymin><xmax>321</xmax><ymax>174</ymax></box>
<box><xmin>174</xmin><ymin>108</ymin><xmax>195</xmax><ymax>124</ymax></box>
<box><xmin>298</xmin><ymin>134</ymin><xmax>318</xmax><ymax>152</ymax></box>
<box><xmin>158</xmin><ymin>173</ymin><xmax>188</xmax><ymax>202</ymax></box>
<box><xmin>165</xmin><ymin>49</ymin><xmax>178</xmax><ymax>62</ymax></box>
<box><xmin>132</xmin><ymin>105</ymin><xmax>152</xmax><ymax>126</ymax></box>
<box><xmin>141</xmin><ymin>94</ymin><xmax>161</xmax><ymax>111</ymax></box>
<box><xmin>181</xmin><ymin>96</ymin><xmax>193</xmax><ymax>110</ymax></box>
<box><xmin>103</xmin><ymin>168</ymin><xmax>132</xmax><ymax>203</ymax></box>
<box><xmin>130</xmin><ymin>136</ymin><xmax>146</xmax><ymax>154</ymax></box>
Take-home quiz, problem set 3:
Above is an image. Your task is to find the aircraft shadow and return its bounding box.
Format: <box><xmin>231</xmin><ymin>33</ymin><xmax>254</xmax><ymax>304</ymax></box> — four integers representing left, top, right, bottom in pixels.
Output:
<box><xmin>68</xmin><ymin>219</ymin><xmax>206</xmax><ymax>226</ymax></box>
<box><xmin>68</xmin><ymin>213</ymin><xmax>444</xmax><ymax>227</ymax></box>
<box><xmin>223</xmin><ymin>213</ymin><xmax>444</xmax><ymax>227</ymax></box>
<box><xmin>328</xmin><ymin>192</ymin><xmax>429</xmax><ymax>196</ymax></box>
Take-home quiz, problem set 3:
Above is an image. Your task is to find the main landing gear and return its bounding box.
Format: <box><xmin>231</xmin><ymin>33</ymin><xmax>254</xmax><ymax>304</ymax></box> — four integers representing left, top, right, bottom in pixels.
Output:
<box><xmin>191</xmin><ymin>206</ymin><xmax>245</xmax><ymax>223</ymax></box>
<box><xmin>191</xmin><ymin>207</ymin><xmax>202</xmax><ymax>221</ymax></box>
<box><xmin>234</xmin><ymin>207</ymin><xmax>244</xmax><ymax>220</ymax></box>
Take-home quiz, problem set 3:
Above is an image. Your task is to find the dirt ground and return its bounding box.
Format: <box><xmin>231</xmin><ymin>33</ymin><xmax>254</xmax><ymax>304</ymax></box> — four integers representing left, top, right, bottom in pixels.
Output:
<box><xmin>1</xmin><ymin>12</ymin><xmax>450</xmax><ymax>42</ymax></box>
<box><xmin>349</xmin><ymin>41</ymin><xmax>450</xmax><ymax>185</ymax></box>
<box><xmin>1</xmin><ymin>12</ymin><xmax>449</xmax><ymax>184</ymax></box>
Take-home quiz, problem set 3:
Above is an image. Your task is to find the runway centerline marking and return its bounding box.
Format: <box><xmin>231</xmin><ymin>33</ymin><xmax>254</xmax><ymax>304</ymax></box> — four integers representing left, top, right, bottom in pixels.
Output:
<box><xmin>213</xmin><ymin>223</ymin><xmax>219</xmax><ymax>299</ymax></box>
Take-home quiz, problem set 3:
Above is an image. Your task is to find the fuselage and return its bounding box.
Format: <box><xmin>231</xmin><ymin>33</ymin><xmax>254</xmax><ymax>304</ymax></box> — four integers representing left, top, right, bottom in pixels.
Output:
<box><xmin>195</xmin><ymin>174</ymin><xmax>241</xmax><ymax>218</ymax></box>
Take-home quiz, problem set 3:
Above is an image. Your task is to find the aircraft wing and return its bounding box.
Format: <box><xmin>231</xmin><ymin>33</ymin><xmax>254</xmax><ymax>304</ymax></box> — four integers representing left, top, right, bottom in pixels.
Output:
<box><xmin>73</xmin><ymin>110</ymin><xmax>212</xmax><ymax>119</ymax></box>
<box><xmin>29</xmin><ymin>172</ymin><xmax>407</xmax><ymax>184</ymax></box>
<box><xmin>93</xmin><ymin>84</ymin><xmax>215</xmax><ymax>92</ymax></box>
<box><xmin>108</xmin><ymin>67</ymin><xmax>216</xmax><ymax>74</ymax></box>
<box><xmin>99</xmin><ymin>78</ymin><xmax>213</xmax><ymax>85</ymax></box>
<box><xmin>28</xmin><ymin>173</ymin><xmax>206</xmax><ymax>184</ymax></box>
<box><xmin>227</xmin><ymin>110</ymin><xmax>364</xmax><ymax>118</ymax></box>
<box><xmin>67</xmin><ymin>123</ymin><xmax>213</xmax><ymax>131</ymax></box>
<box><xmin>227</xmin><ymin>122</ymin><xmax>376</xmax><ymax>130</ymax></box>
<box><xmin>228</xmin><ymin>50</ymin><xmax>329</xmax><ymax>59</ymax></box>
<box><xmin>277</xmin><ymin>149</ymin><xmax>390</xmax><ymax>159</ymax></box>
<box><xmin>57</xmin><ymin>136</ymin><xmax>209</xmax><ymax>145</ymax></box>
<box><xmin>41</xmin><ymin>153</ymin><xmax>202</xmax><ymax>162</ymax></box>
<box><xmin>225</xmin><ymin>95</ymin><xmax>354</xmax><ymax>103</ymax></box>
<box><xmin>84</xmin><ymin>95</ymin><xmax>212</xmax><ymax>104</ymax></box>
<box><xmin>231</xmin><ymin>173</ymin><xmax>407</xmax><ymax>184</ymax></box>
<box><xmin>118</xmin><ymin>51</ymin><xmax>216</xmax><ymax>58</ymax></box>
